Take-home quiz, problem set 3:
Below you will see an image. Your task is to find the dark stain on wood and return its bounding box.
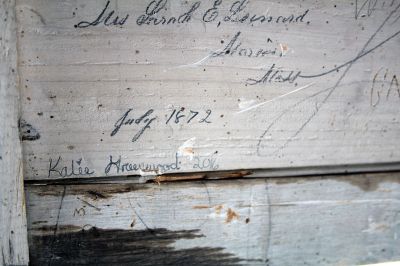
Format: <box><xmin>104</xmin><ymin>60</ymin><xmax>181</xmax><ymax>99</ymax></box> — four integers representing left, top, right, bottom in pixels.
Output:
<box><xmin>29</xmin><ymin>226</ymin><xmax>242</xmax><ymax>266</ymax></box>
<box><xmin>31</xmin><ymin>220</ymin><xmax>48</xmax><ymax>225</ymax></box>
<box><xmin>79</xmin><ymin>184</ymin><xmax>151</xmax><ymax>199</ymax></box>
<box><xmin>27</xmin><ymin>171</ymin><xmax>253</xmax><ymax>198</ymax></box>
<box><xmin>30</xmin><ymin>183</ymin><xmax>151</xmax><ymax>198</ymax></box>
<box><xmin>153</xmin><ymin>170</ymin><xmax>252</xmax><ymax>183</ymax></box>
<box><xmin>86</xmin><ymin>190</ymin><xmax>108</xmax><ymax>200</ymax></box>
<box><xmin>332</xmin><ymin>173</ymin><xmax>400</xmax><ymax>192</ymax></box>
<box><xmin>271</xmin><ymin>172</ymin><xmax>400</xmax><ymax>192</ymax></box>
<box><xmin>27</xmin><ymin>172</ymin><xmax>400</xmax><ymax>203</ymax></box>
<box><xmin>338</xmin><ymin>174</ymin><xmax>380</xmax><ymax>192</ymax></box>
<box><xmin>19</xmin><ymin>119</ymin><xmax>40</xmax><ymax>141</ymax></box>
<box><xmin>30</xmin><ymin>225</ymin><xmax>83</xmax><ymax>235</ymax></box>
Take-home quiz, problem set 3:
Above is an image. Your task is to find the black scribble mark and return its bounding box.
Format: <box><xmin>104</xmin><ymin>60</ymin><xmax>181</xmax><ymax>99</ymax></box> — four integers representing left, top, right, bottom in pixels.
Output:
<box><xmin>8</xmin><ymin>238</ymin><xmax>13</xmax><ymax>263</ymax></box>
<box><xmin>257</xmin><ymin>3</ymin><xmax>400</xmax><ymax>156</ymax></box>
<box><xmin>370</xmin><ymin>69</ymin><xmax>399</xmax><ymax>106</ymax></box>
<box><xmin>355</xmin><ymin>0</ymin><xmax>378</xmax><ymax>19</ymax></box>
<box><xmin>299</xmin><ymin>29</ymin><xmax>400</xmax><ymax>79</ymax></box>
<box><xmin>29</xmin><ymin>8</ymin><xmax>46</xmax><ymax>25</ymax></box>
<box><xmin>256</xmin><ymin>86</ymin><xmax>332</xmax><ymax>156</ymax></box>
<box><xmin>77</xmin><ymin>197</ymin><xmax>101</xmax><ymax>211</ymax></box>
<box><xmin>387</xmin><ymin>75</ymin><xmax>400</xmax><ymax>99</ymax></box>
<box><xmin>73</xmin><ymin>208</ymin><xmax>86</xmax><ymax>217</ymax></box>
<box><xmin>128</xmin><ymin>198</ymin><xmax>152</xmax><ymax>232</ymax></box>
<box><xmin>370</xmin><ymin>69</ymin><xmax>382</xmax><ymax>107</ymax></box>
<box><xmin>195</xmin><ymin>181</ymin><xmax>212</xmax><ymax>229</ymax></box>
<box><xmin>87</xmin><ymin>190</ymin><xmax>107</xmax><ymax>200</ymax></box>
<box><xmin>384</xmin><ymin>68</ymin><xmax>389</xmax><ymax>80</ymax></box>
<box><xmin>391</xmin><ymin>11</ymin><xmax>400</xmax><ymax>24</ymax></box>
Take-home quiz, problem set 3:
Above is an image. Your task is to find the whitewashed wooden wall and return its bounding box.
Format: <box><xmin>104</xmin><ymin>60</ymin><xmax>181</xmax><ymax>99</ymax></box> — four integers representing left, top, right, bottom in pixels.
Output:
<box><xmin>16</xmin><ymin>0</ymin><xmax>400</xmax><ymax>180</ymax></box>
<box><xmin>0</xmin><ymin>0</ymin><xmax>29</xmax><ymax>265</ymax></box>
<box><xmin>1</xmin><ymin>0</ymin><xmax>400</xmax><ymax>265</ymax></box>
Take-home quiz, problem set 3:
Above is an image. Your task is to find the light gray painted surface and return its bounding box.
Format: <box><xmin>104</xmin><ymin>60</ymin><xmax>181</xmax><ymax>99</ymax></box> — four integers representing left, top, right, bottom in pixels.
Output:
<box><xmin>0</xmin><ymin>0</ymin><xmax>29</xmax><ymax>265</ymax></box>
<box><xmin>16</xmin><ymin>0</ymin><xmax>400</xmax><ymax>180</ymax></box>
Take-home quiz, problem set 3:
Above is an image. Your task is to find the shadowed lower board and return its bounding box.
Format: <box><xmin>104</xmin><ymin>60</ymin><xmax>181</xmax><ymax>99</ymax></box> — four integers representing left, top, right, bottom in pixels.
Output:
<box><xmin>30</xmin><ymin>227</ymin><xmax>242</xmax><ymax>266</ymax></box>
<box><xmin>26</xmin><ymin>172</ymin><xmax>400</xmax><ymax>265</ymax></box>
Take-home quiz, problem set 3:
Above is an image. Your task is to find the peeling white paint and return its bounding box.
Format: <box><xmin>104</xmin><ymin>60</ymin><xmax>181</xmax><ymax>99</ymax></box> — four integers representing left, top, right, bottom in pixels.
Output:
<box><xmin>177</xmin><ymin>137</ymin><xmax>196</xmax><ymax>160</ymax></box>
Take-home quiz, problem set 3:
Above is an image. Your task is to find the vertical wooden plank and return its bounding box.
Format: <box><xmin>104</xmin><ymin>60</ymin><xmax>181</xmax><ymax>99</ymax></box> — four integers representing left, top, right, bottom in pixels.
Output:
<box><xmin>0</xmin><ymin>0</ymin><xmax>29</xmax><ymax>265</ymax></box>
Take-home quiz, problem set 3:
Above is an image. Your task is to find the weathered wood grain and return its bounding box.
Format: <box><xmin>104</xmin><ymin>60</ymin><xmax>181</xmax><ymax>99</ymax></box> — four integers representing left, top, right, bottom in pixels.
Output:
<box><xmin>16</xmin><ymin>0</ymin><xmax>400</xmax><ymax>180</ymax></box>
<box><xmin>0</xmin><ymin>0</ymin><xmax>29</xmax><ymax>265</ymax></box>
<box><xmin>26</xmin><ymin>172</ymin><xmax>400</xmax><ymax>265</ymax></box>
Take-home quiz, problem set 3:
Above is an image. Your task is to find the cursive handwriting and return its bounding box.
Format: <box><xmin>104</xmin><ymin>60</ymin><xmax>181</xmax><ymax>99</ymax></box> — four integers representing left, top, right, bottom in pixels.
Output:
<box><xmin>246</xmin><ymin>64</ymin><xmax>301</xmax><ymax>85</ymax></box>
<box><xmin>48</xmin><ymin>156</ymin><xmax>95</xmax><ymax>178</ymax></box>
<box><xmin>203</xmin><ymin>0</ymin><xmax>222</xmax><ymax>23</ymax></box>
<box><xmin>136</xmin><ymin>0</ymin><xmax>201</xmax><ymax>26</ymax></box>
<box><xmin>74</xmin><ymin>0</ymin><xmax>311</xmax><ymax>28</ymax></box>
<box><xmin>136</xmin><ymin>0</ymin><xmax>309</xmax><ymax>27</ymax></box>
<box><xmin>355</xmin><ymin>0</ymin><xmax>398</xmax><ymax>20</ymax></box>
<box><xmin>192</xmin><ymin>155</ymin><xmax>219</xmax><ymax>170</ymax></box>
<box><xmin>104</xmin><ymin>153</ymin><xmax>181</xmax><ymax>174</ymax></box>
<box><xmin>111</xmin><ymin>108</ymin><xmax>157</xmax><ymax>143</ymax></box>
<box><xmin>104</xmin><ymin>153</ymin><xmax>219</xmax><ymax>175</ymax></box>
<box><xmin>256</xmin><ymin>2</ymin><xmax>400</xmax><ymax>157</ymax></box>
<box><xmin>212</xmin><ymin>31</ymin><xmax>278</xmax><ymax>58</ymax></box>
<box><xmin>222</xmin><ymin>0</ymin><xmax>309</xmax><ymax>25</ymax></box>
<box><xmin>75</xmin><ymin>0</ymin><xmax>129</xmax><ymax>28</ymax></box>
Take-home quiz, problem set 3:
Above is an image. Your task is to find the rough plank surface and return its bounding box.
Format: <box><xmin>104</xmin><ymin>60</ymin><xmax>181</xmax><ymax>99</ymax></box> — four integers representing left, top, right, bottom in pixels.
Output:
<box><xmin>0</xmin><ymin>0</ymin><xmax>29</xmax><ymax>265</ymax></box>
<box><xmin>26</xmin><ymin>172</ymin><xmax>400</xmax><ymax>265</ymax></box>
<box><xmin>17</xmin><ymin>0</ymin><xmax>400</xmax><ymax>180</ymax></box>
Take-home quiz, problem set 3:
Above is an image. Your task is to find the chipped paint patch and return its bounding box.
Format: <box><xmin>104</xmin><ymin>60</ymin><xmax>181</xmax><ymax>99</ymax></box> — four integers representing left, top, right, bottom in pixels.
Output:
<box><xmin>207</xmin><ymin>205</ymin><xmax>240</xmax><ymax>224</ymax></box>
<box><xmin>363</xmin><ymin>222</ymin><xmax>391</xmax><ymax>233</ymax></box>
<box><xmin>215</xmin><ymin>205</ymin><xmax>224</xmax><ymax>215</ymax></box>
<box><xmin>226</xmin><ymin>208</ymin><xmax>239</xmax><ymax>223</ymax></box>
<box><xmin>177</xmin><ymin>137</ymin><xmax>196</xmax><ymax>159</ymax></box>
<box><xmin>139</xmin><ymin>168</ymin><xmax>159</xmax><ymax>177</ymax></box>
<box><xmin>280</xmin><ymin>43</ymin><xmax>289</xmax><ymax>56</ymax></box>
<box><xmin>238</xmin><ymin>99</ymin><xmax>257</xmax><ymax>111</ymax></box>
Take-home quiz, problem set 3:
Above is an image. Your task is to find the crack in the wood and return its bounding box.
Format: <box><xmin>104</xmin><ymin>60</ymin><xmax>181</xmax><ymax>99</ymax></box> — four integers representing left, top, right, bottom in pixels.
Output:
<box><xmin>265</xmin><ymin>178</ymin><xmax>272</xmax><ymax>265</ymax></box>
<box><xmin>48</xmin><ymin>185</ymin><xmax>66</xmax><ymax>266</ymax></box>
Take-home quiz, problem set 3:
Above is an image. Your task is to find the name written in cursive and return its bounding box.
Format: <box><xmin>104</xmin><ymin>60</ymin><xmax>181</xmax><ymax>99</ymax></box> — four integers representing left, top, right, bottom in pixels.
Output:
<box><xmin>74</xmin><ymin>0</ymin><xmax>311</xmax><ymax>28</ymax></box>
<box><xmin>104</xmin><ymin>152</ymin><xmax>219</xmax><ymax>175</ymax></box>
<box><xmin>136</xmin><ymin>0</ymin><xmax>201</xmax><ymax>26</ymax></box>
<box><xmin>202</xmin><ymin>0</ymin><xmax>310</xmax><ymax>26</ymax></box>
<box><xmin>48</xmin><ymin>156</ymin><xmax>95</xmax><ymax>178</ymax></box>
<box><xmin>104</xmin><ymin>153</ymin><xmax>181</xmax><ymax>175</ymax></box>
